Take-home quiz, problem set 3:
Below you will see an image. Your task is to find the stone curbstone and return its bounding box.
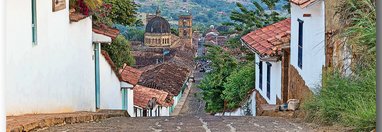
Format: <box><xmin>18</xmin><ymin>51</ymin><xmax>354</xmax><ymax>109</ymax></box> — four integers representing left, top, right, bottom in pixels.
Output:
<box><xmin>7</xmin><ymin>111</ymin><xmax>129</xmax><ymax>132</ymax></box>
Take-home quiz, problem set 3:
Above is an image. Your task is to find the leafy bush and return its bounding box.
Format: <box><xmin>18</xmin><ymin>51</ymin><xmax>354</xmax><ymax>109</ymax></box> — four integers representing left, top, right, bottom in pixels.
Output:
<box><xmin>102</xmin><ymin>35</ymin><xmax>136</xmax><ymax>68</ymax></box>
<box><xmin>115</xmin><ymin>24</ymin><xmax>145</xmax><ymax>42</ymax></box>
<box><xmin>223</xmin><ymin>63</ymin><xmax>255</xmax><ymax>109</ymax></box>
<box><xmin>197</xmin><ymin>45</ymin><xmax>238</xmax><ymax>113</ymax></box>
<box><xmin>103</xmin><ymin>0</ymin><xmax>140</xmax><ymax>26</ymax></box>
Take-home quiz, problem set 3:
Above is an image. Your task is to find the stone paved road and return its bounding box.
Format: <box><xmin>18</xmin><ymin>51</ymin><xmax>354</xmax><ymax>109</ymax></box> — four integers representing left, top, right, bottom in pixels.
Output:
<box><xmin>40</xmin><ymin>68</ymin><xmax>314</xmax><ymax>132</ymax></box>
<box><xmin>39</xmin><ymin>40</ymin><xmax>315</xmax><ymax>132</ymax></box>
<box><xmin>41</xmin><ymin>116</ymin><xmax>314</xmax><ymax>132</ymax></box>
<box><xmin>178</xmin><ymin>62</ymin><xmax>207</xmax><ymax>116</ymax></box>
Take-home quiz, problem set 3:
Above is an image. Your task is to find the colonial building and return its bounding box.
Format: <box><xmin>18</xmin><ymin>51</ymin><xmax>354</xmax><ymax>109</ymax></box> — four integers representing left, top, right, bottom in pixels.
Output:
<box><xmin>178</xmin><ymin>12</ymin><xmax>193</xmax><ymax>41</ymax></box>
<box><xmin>143</xmin><ymin>8</ymin><xmax>193</xmax><ymax>48</ymax></box>
<box><xmin>5</xmin><ymin>0</ymin><xmax>135</xmax><ymax>116</ymax></box>
<box><xmin>133</xmin><ymin>85</ymin><xmax>173</xmax><ymax>117</ymax></box>
<box><xmin>242</xmin><ymin>18</ymin><xmax>291</xmax><ymax>105</ymax></box>
<box><xmin>144</xmin><ymin>8</ymin><xmax>173</xmax><ymax>47</ymax></box>
<box><xmin>238</xmin><ymin>0</ymin><xmax>326</xmax><ymax>116</ymax></box>
<box><xmin>120</xmin><ymin>65</ymin><xmax>144</xmax><ymax>117</ymax></box>
<box><xmin>5</xmin><ymin>0</ymin><xmax>96</xmax><ymax>115</ymax></box>
<box><xmin>288</xmin><ymin>0</ymin><xmax>326</xmax><ymax>101</ymax></box>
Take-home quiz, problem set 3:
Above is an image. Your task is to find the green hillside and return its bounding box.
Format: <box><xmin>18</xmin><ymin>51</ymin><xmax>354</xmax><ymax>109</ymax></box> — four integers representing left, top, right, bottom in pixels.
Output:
<box><xmin>135</xmin><ymin>0</ymin><xmax>287</xmax><ymax>31</ymax></box>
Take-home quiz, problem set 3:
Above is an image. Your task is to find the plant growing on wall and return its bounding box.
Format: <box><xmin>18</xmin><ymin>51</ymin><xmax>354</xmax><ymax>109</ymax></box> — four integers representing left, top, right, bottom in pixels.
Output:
<box><xmin>69</xmin><ymin>0</ymin><xmax>103</xmax><ymax>15</ymax></box>
<box><xmin>102</xmin><ymin>35</ymin><xmax>136</xmax><ymax>68</ymax></box>
<box><xmin>303</xmin><ymin>0</ymin><xmax>376</xmax><ymax>131</ymax></box>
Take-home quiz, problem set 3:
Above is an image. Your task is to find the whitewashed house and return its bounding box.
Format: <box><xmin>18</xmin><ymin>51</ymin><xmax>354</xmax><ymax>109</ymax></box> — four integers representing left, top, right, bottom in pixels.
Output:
<box><xmin>5</xmin><ymin>0</ymin><xmax>96</xmax><ymax>115</ymax></box>
<box><xmin>119</xmin><ymin>65</ymin><xmax>144</xmax><ymax>117</ymax></box>
<box><xmin>133</xmin><ymin>85</ymin><xmax>172</xmax><ymax>117</ymax></box>
<box><xmin>241</xmin><ymin>19</ymin><xmax>291</xmax><ymax>105</ymax></box>
<box><xmin>289</xmin><ymin>0</ymin><xmax>326</xmax><ymax>91</ymax></box>
<box><xmin>5</xmin><ymin>0</ymin><xmax>132</xmax><ymax>116</ymax></box>
<box><xmin>139</xmin><ymin>63</ymin><xmax>192</xmax><ymax>114</ymax></box>
<box><xmin>92</xmin><ymin>26</ymin><xmax>127</xmax><ymax>112</ymax></box>
<box><xmin>290</xmin><ymin>0</ymin><xmax>325</xmax><ymax>89</ymax></box>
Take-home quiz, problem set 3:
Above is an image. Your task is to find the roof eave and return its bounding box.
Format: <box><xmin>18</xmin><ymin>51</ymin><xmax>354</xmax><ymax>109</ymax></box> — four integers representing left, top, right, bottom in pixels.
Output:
<box><xmin>290</xmin><ymin>0</ymin><xmax>322</xmax><ymax>9</ymax></box>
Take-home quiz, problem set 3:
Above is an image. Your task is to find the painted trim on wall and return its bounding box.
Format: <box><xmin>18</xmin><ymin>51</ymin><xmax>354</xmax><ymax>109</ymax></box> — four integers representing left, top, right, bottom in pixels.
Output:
<box><xmin>94</xmin><ymin>43</ymin><xmax>101</xmax><ymax>109</ymax></box>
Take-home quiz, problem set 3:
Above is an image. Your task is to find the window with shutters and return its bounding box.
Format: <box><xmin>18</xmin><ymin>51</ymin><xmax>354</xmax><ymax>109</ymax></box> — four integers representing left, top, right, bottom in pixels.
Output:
<box><xmin>259</xmin><ymin>61</ymin><xmax>263</xmax><ymax>90</ymax></box>
<box><xmin>298</xmin><ymin>19</ymin><xmax>304</xmax><ymax>69</ymax></box>
<box><xmin>266</xmin><ymin>62</ymin><xmax>272</xmax><ymax>99</ymax></box>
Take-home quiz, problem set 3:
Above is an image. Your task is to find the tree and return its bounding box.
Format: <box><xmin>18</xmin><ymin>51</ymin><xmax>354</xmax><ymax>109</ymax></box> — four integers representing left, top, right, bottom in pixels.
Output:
<box><xmin>103</xmin><ymin>0</ymin><xmax>140</xmax><ymax>26</ymax></box>
<box><xmin>223</xmin><ymin>63</ymin><xmax>255</xmax><ymax>110</ymax></box>
<box><xmin>197</xmin><ymin>45</ymin><xmax>238</xmax><ymax>113</ymax></box>
<box><xmin>102</xmin><ymin>35</ymin><xmax>136</xmax><ymax>68</ymax></box>
<box><xmin>228</xmin><ymin>0</ymin><xmax>286</xmax><ymax>31</ymax></box>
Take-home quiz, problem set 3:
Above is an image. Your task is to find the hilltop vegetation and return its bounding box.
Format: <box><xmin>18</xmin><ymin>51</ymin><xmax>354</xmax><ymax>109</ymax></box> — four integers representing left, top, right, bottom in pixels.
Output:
<box><xmin>135</xmin><ymin>0</ymin><xmax>287</xmax><ymax>31</ymax></box>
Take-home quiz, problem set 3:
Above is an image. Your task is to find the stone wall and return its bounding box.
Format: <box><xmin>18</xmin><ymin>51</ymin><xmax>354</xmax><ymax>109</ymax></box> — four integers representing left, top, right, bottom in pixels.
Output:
<box><xmin>325</xmin><ymin>0</ymin><xmax>353</xmax><ymax>75</ymax></box>
<box><xmin>254</xmin><ymin>89</ymin><xmax>268</xmax><ymax>116</ymax></box>
<box><xmin>287</xmin><ymin>65</ymin><xmax>312</xmax><ymax>103</ymax></box>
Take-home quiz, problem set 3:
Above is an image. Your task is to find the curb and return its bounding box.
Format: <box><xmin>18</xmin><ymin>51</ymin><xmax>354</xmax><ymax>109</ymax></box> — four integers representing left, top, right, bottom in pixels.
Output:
<box><xmin>170</xmin><ymin>82</ymin><xmax>193</xmax><ymax>116</ymax></box>
<box><xmin>7</xmin><ymin>110</ymin><xmax>128</xmax><ymax>132</ymax></box>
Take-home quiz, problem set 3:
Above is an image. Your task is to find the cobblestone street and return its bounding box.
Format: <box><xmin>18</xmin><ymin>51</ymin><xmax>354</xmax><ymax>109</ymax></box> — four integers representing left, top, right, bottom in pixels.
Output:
<box><xmin>40</xmin><ymin>69</ymin><xmax>314</xmax><ymax>132</ymax></box>
<box><xmin>41</xmin><ymin>115</ymin><xmax>313</xmax><ymax>132</ymax></box>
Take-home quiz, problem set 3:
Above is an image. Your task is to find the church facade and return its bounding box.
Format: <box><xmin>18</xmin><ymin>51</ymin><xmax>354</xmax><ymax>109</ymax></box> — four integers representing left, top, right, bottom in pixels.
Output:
<box><xmin>144</xmin><ymin>8</ymin><xmax>192</xmax><ymax>47</ymax></box>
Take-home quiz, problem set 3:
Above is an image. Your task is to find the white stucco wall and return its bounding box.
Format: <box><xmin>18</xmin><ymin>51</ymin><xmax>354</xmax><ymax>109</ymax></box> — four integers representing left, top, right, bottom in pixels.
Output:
<box><xmin>99</xmin><ymin>53</ymin><xmax>122</xmax><ymax>110</ymax></box>
<box><xmin>134</xmin><ymin>106</ymin><xmax>170</xmax><ymax>117</ymax></box>
<box><xmin>255</xmin><ymin>54</ymin><xmax>282</xmax><ymax>104</ymax></box>
<box><xmin>0</xmin><ymin>0</ymin><xmax>5</xmax><ymax>129</ymax></box>
<box><xmin>5</xmin><ymin>0</ymin><xmax>95</xmax><ymax>115</ymax></box>
<box><xmin>127</xmin><ymin>88</ymin><xmax>134</xmax><ymax>117</ymax></box>
<box><xmin>290</xmin><ymin>1</ymin><xmax>325</xmax><ymax>91</ymax></box>
<box><xmin>160</xmin><ymin>107</ymin><xmax>170</xmax><ymax>116</ymax></box>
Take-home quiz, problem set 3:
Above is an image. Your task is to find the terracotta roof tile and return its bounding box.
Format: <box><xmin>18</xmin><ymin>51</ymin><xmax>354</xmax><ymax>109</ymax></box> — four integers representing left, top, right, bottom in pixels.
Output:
<box><xmin>93</xmin><ymin>25</ymin><xmax>120</xmax><ymax>39</ymax></box>
<box><xmin>120</xmin><ymin>65</ymin><xmax>143</xmax><ymax>85</ymax></box>
<box><xmin>69</xmin><ymin>13</ymin><xmax>88</xmax><ymax>22</ymax></box>
<box><xmin>133</xmin><ymin>85</ymin><xmax>173</xmax><ymax>108</ymax></box>
<box><xmin>290</xmin><ymin>0</ymin><xmax>319</xmax><ymax>8</ymax></box>
<box><xmin>139</xmin><ymin>63</ymin><xmax>190</xmax><ymax>96</ymax></box>
<box><xmin>241</xmin><ymin>18</ymin><xmax>291</xmax><ymax>57</ymax></box>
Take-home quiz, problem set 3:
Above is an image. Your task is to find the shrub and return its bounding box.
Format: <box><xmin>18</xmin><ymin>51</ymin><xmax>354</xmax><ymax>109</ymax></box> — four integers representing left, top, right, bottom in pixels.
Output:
<box><xmin>223</xmin><ymin>63</ymin><xmax>255</xmax><ymax>109</ymax></box>
<box><xmin>102</xmin><ymin>35</ymin><xmax>136</xmax><ymax>68</ymax></box>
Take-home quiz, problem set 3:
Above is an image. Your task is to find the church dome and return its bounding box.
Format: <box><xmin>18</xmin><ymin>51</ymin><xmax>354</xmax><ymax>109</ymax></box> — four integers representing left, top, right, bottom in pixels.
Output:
<box><xmin>145</xmin><ymin>16</ymin><xmax>171</xmax><ymax>34</ymax></box>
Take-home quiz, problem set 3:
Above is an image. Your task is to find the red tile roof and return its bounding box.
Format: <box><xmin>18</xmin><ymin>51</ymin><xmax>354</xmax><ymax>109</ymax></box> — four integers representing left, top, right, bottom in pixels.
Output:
<box><xmin>139</xmin><ymin>63</ymin><xmax>190</xmax><ymax>96</ymax></box>
<box><xmin>134</xmin><ymin>85</ymin><xmax>173</xmax><ymax>108</ymax></box>
<box><xmin>69</xmin><ymin>12</ymin><xmax>89</xmax><ymax>22</ymax></box>
<box><xmin>120</xmin><ymin>65</ymin><xmax>143</xmax><ymax>85</ymax></box>
<box><xmin>241</xmin><ymin>18</ymin><xmax>291</xmax><ymax>57</ymax></box>
<box><xmin>290</xmin><ymin>0</ymin><xmax>319</xmax><ymax>8</ymax></box>
<box><xmin>93</xmin><ymin>25</ymin><xmax>120</xmax><ymax>39</ymax></box>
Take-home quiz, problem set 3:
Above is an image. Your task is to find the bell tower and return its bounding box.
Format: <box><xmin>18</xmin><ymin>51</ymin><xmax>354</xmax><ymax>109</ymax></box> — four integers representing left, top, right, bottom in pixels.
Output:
<box><xmin>178</xmin><ymin>12</ymin><xmax>193</xmax><ymax>41</ymax></box>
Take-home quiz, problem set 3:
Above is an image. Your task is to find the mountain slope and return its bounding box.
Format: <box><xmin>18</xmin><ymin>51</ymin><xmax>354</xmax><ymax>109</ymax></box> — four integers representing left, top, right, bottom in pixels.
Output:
<box><xmin>135</xmin><ymin>0</ymin><xmax>286</xmax><ymax>30</ymax></box>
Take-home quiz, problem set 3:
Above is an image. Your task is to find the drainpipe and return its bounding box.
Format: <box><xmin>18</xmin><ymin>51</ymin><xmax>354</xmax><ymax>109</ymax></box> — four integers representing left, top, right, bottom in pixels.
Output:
<box><xmin>94</xmin><ymin>43</ymin><xmax>101</xmax><ymax>110</ymax></box>
<box><xmin>0</xmin><ymin>0</ymin><xmax>5</xmax><ymax>130</ymax></box>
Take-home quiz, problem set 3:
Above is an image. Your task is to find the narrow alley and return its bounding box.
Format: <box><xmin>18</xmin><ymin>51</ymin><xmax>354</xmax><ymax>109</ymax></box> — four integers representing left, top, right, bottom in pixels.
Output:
<box><xmin>39</xmin><ymin>42</ymin><xmax>314</xmax><ymax>131</ymax></box>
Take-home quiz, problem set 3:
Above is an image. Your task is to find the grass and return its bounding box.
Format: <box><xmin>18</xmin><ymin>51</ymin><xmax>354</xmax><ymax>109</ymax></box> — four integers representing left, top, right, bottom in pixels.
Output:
<box><xmin>303</xmin><ymin>1</ymin><xmax>376</xmax><ymax>130</ymax></box>
<box><xmin>303</xmin><ymin>67</ymin><xmax>376</xmax><ymax>131</ymax></box>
